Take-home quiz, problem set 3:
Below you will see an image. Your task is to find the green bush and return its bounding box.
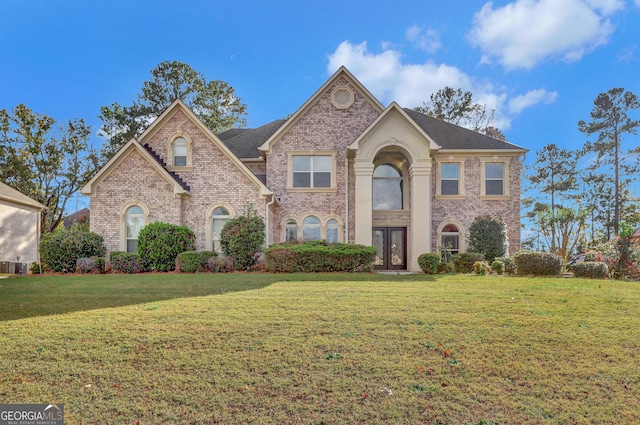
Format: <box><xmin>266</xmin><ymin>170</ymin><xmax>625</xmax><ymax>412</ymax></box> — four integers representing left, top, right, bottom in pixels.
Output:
<box><xmin>137</xmin><ymin>222</ymin><xmax>196</xmax><ymax>272</ymax></box>
<box><xmin>110</xmin><ymin>251</ymin><xmax>144</xmax><ymax>274</ymax></box>
<box><xmin>468</xmin><ymin>215</ymin><xmax>507</xmax><ymax>263</ymax></box>
<box><xmin>264</xmin><ymin>241</ymin><xmax>376</xmax><ymax>273</ymax></box>
<box><xmin>491</xmin><ymin>260</ymin><xmax>505</xmax><ymax>275</ymax></box>
<box><xmin>473</xmin><ymin>261</ymin><xmax>490</xmax><ymax>275</ymax></box>
<box><xmin>514</xmin><ymin>251</ymin><xmax>563</xmax><ymax>276</ymax></box>
<box><xmin>29</xmin><ymin>262</ymin><xmax>45</xmax><ymax>274</ymax></box>
<box><xmin>495</xmin><ymin>256</ymin><xmax>517</xmax><ymax>275</ymax></box>
<box><xmin>452</xmin><ymin>252</ymin><xmax>484</xmax><ymax>273</ymax></box>
<box><xmin>572</xmin><ymin>262</ymin><xmax>609</xmax><ymax>279</ymax></box>
<box><xmin>176</xmin><ymin>251</ymin><xmax>216</xmax><ymax>273</ymax></box>
<box><xmin>437</xmin><ymin>262</ymin><xmax>455</xmax><ymax>274</ymax></box>
<box><xmin>220</xmin><ymin>205</ymin><xmax>265</xmax><ymax>271</ymax></box>
<box><xmin>40</xmin><ymin>225</ymin><xmax>106</xmax><ymax>273</ymax></box>
<box><xmin>418</xmin><ymin>253</ymin><xmax>441</xmax><ymax>274</ymax></box>
<box><xmin>76</xmin><ymin>257</ymin><xmax>106</xmax><ymax>274</ymax></box>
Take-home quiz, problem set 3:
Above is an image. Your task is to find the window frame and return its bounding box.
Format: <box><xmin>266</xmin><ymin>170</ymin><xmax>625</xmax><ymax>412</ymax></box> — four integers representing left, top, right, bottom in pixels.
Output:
<box><xmin>372</xmin><ymin>163</ymin><xmax>404</xmax><ymax>211</ymax></box>
<box><xmin>479</xmin><ymin>157</ymin><xmax>510</xmax><ymax>199</ymax></box>
<box><xmin>435</xmin><ymin>157</ymin><xmax>465</xmax><ymax>199</ymax></box>
<box><xmin>204</xmin><ymin>203</ymin><xmax>236</xmax><ymax>253</ymax></box>
<box><xmin>166</xmin><ymin>131</ymin><xmax>193</xmax><ymax>172</ymax></box>
<box><xmin>287</xmin><ymin>151</ymin><xmax>337</xmax><ymax>192</ymax></box>
<box><xmin>119</xmin><ymin>200</ymin><xmax>149</xmax><ymax>253</ymax></box>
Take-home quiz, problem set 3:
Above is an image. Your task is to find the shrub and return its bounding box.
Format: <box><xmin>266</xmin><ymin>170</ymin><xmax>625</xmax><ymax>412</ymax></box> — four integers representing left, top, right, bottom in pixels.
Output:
<box><xmin>76</xmin><ymin>257</ymin><xmax>106</xmax><ymax>274</ymax></box>
<box><xmin>110</xmin><ymin>251</ymin><xmax>144</xmax><ymax>274</ymax></box>
<box><xmin>207</xmin><ymin>256</ymin><xmax>234</xmax><ymax>273</ymax></box>
<box><xmin>418</xmin><ymin>253</ymin><xmax>441</xmax><ymax>274</ymax></box>
<box><xmin>40</xmin><ymin>225</ymin><xmax>106</xmax><ymax>273</ymax></box>
<box><xmin>220</xmin><ymin>205</ymin><xmax>265</xmax><ymax>271</ymax></box>
<box><xmin>473</xmin><ymin>261</ymin><xmax>490</xmax><ymax>275</ymax></box>
<box><xmin>572</xmin><ymin>261</ymin><xmax>609</xmax><ymax>279</ymax></box>
<box><xmin>437</xmin><ymin>262</ymin><xmax>455</xmax><ymax>274</ymax></box>
<box><xmin>495</xmin><ymin>256</ymin><xmax>517</xmax><ymax>275</ymax></box>
<box><xmin>468</xmin><ymin>215</ymin><xmax>507</xmax><ymax>263</ymax></box>
<box><xmin>30</xmin><ymin>262</ymin><xmax>45</xmax><ymax>274</ymax></box>
<box><xmin>264</xmin><ymin>241</ymin><xmax>376</xmax><ymax>273</ymax></box>
<box><xmin>491</xmin><ymin>260</ymin><xmax>505</xmax><ymax>275</ymax></box>
<box><xmin>176</xmin><ymin>251</ymin><xmax>216</xmax><ymax>273</ymax></box>
<box><xmin>452</xmin><ymin>252</ymin><xmax>484</xmax><ymax>273</ymax></box>
<box><xmin>514</xmin><ymin>251</ymin><xmax>563</xmax><ymax>276</ymax></box>
<box><xmin>137</xmin><ymin>222</ymin><xmax>196</xmax><ymax>272</ymax></box>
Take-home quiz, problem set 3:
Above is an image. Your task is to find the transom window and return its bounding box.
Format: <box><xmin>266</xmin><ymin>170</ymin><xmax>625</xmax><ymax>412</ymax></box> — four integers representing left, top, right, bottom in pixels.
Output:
<box><xmin>485</xmin><ymin>163</ymin><xmax>504</xmax><ymax>196</ymax></box>
<box><xmin>440</xmin><ymin>163</ymin><xmax>460</xmax><ymax>195</ymax></box>
<box><xmin>373</xmin><ymin>164</ymin><xmax>403</xmax><ymax>210</ymax></box>
<box><xmin>172</xmin><ymin>137</ymin><xmax>188</xmax><ymax>166</ymax></box>
<box><xmin>302</xmin><ymin>216</ymin><xmax>321</xmax><ymax>241</ymax></box>
<box><xmin>211</xmin><ymin>207</ymin><xmax>231</xmax><ymax>253</ymax></box>
<box><xmin>292</xmin><ymin>156</ymin><xmax>331</xmax><ymax>188</ymax></box>
<box><xmin>125</xmin><ymin>206</ymin><xmax>144</xmax><ymax>253</ymax></box>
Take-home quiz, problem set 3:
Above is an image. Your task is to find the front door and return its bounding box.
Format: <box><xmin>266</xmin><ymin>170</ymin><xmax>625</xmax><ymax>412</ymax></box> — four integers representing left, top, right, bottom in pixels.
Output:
<box><xmin>372</xmin><ymin>227</ymin><xmax>407</xmax><ymax>270</ymax></box>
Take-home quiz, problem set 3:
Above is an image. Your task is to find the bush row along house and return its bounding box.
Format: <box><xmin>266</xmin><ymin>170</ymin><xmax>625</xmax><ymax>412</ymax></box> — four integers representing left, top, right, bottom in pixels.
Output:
<box><xmin>82</xmin><ymin>67</ymin><xmax>527</xmax><ymax>272</ymax></box>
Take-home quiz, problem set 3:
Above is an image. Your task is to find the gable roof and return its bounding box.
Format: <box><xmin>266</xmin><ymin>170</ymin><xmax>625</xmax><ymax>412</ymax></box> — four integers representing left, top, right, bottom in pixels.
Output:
<box><xmin>218</xmin><ymin>119</ymin><xmax>286</xmax><ymax>160</ymax></box>
<box><xmin>259</xmin><ymin>66</ymin><xmax>385</xmax><ymax>154</ymax></box>
<box><xmin>403</xmin><ymin>108</ymin><xmax>527</xmax><ymax>152</ymax></box>
<box><xmin>0</xmin><ymin>181</ymin><xmax>46</xmax><ymax>210</ymax></box>
<box><xmin>81</xmin><ymin>138</ymin><xmax>190</xmax><ymax>196</ymax></box>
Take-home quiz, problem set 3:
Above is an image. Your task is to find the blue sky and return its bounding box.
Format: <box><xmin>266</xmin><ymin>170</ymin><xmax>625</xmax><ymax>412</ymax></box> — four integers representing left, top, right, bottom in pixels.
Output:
<box><xmin>1</xmin><ymin>0</ymin><xmax>640</xmax><ymax>213</ymax></box>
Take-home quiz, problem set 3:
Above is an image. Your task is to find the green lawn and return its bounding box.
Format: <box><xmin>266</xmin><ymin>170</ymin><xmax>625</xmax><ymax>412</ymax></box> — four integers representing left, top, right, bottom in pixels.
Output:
<box><xmin>0</xmin><ymin>273</ymin><xmax>638</xmax><ymax>424</ymax></box>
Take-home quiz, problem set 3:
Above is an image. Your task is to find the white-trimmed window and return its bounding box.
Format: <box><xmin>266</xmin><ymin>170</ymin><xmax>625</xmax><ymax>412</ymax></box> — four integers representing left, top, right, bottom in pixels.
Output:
<box><xmin>285</xmin><ymin>220</ymin><xmax>298</xmax><ymax>242</ymax></box>
<box><xmin>441</xmin><ymin>224</ymin><xmax>460</xmax><ymax>256</ymax></box>
<box><xmin>172</xmin><ymin>137</ymin><xmax>188</xmax><ymax>166</ymax></box>
<box><xmin>125</xmin><ymin>205</ymin><xmax>144</xmax><ymax>253</ymax></box>
<box><xmin>373</xmin><ymin>164</ymin><xmax>403</xmax><ymax>210</ymax></box>
<box><xmin>302</xmin><ymin>216</ymin><xmax>321</xmax><ymax>241</ymax></box>
<box><xmin>211</xmin><ymin>207</ymin><xmax>231</xmax><ymax>253</ymax></box>
<box><xmin>287</xmin><ymin>151</ymin><xmax>336</xmax><ymax>191</ymax></box>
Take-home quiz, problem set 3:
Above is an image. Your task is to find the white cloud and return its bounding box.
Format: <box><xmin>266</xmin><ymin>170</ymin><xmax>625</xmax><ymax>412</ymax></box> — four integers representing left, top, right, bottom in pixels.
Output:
<box><xmin>509</xmin><ymin>89</ymin><xmax>559</xmax><ymax>114</ymax></box>
<box><xmin>467</xmin><ymin>0</ymin><xmax>619</xmax><ymax>70</ymax></box>
<box><xmin>406</xmin><ymin>25</ymin><xmax>442</xmax><ymax>53</ymax></box>
<box><xmin>635</xmin><ymin>0</ymin><xmax>640</xmax><ymax>8</ymax></box>
<box><xmin>327</xmin><ymin>40</ymin><xmax>557</xmax><ymax>131</ymax></box>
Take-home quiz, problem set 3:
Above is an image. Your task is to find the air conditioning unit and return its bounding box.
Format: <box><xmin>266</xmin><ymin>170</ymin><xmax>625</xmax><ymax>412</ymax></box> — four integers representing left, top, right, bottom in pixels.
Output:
<box><xmin>0</xmin><ymin>262</ymin><xmax>8</xmax><ymax>274</ymax></box>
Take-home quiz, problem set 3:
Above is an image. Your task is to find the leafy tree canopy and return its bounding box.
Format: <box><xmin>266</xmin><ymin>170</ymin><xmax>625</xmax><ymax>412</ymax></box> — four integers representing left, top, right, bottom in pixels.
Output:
<box><xmin>98</xmin><ymin>60</ymin><xmax>247</xmax><ymax>163</ymax></box>
<box><xmin>414</xmin><ymin>87</ymin><xmax>505</xmax><ymax>140</ymax></box>
<box><xmin>0</xmin><ymin>104</ymin><xmax>99</xmax><ymax>233</ymax></box>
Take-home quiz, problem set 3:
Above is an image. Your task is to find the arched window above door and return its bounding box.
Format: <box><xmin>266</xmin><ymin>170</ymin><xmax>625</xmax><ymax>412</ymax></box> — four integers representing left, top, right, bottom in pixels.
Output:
<box><xmin>372</xmin><ymin>164</ymin><xmax>403</xmax><ymax>210</ymax></box>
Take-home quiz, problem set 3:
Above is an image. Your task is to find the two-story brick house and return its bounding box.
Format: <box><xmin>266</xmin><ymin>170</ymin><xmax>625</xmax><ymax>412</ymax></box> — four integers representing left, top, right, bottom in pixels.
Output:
<box><xmin>82</xmin><ymin>67</ymin><xmax>527</xmax><ymax>272</ymax></box>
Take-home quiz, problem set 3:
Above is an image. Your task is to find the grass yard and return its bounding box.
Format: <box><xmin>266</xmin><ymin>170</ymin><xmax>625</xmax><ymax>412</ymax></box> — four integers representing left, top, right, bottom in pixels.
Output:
<box><xmin>0</xmin><ymin>273</ymin><xmax>638</xmax><ymax>424</ymax></box>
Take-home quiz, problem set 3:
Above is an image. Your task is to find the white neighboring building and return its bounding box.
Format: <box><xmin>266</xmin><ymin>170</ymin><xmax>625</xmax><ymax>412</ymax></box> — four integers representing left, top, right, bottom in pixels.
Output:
<box><xmin>0</xmin><ymin>181</ymin><xmax>46</xmax><ymax>266</ymax></box>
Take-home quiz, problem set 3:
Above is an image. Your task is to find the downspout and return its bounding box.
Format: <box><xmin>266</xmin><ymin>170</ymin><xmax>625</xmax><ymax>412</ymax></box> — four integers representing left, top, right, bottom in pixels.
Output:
<box><xmin>265</xmin><ymin>194</ymin><xmax>276</xmax><ymax>247</ymax></box>
<box><xmin>345</xmin><ymin>155</ymin><xmax>349</xmax><ymax>243</ymax></box>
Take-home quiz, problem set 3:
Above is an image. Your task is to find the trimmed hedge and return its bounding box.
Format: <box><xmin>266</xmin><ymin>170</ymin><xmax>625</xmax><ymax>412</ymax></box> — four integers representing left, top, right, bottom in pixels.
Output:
<box><xmin>40</xmin><ymin>226</ymin><xmax>106</xmax><ymax>273</ymax></box>
<box><xmin>514</xmin><ymin>251</ymin><xmax>563</xmax><ymax>276</ymax></box>
<box><xmin>418</xmin><ymin>253</ymin><xmax>441</xmax><ymax>274</ymax></box>
<box><xmin>572</xmin><ymin>261</ymin><xmax>609</xmax><ymax>279</ymax></box>
<box><xmin>452</xmin><ymin>252</ymin><xmax>485</xmax><ymax>274</ymax></box>
<box><xmin>76</xmin><ymin>257</ymin><xmax>106</xmax><ymax>274</ymax></box>
<box><xmin>138</xmin><ymin>222</ymin><xmax>196</xmax><ymax>272</ymax></box>
<box><xmin>110</xmin><ymin>251</ymin><xmax>144</xmax><ymax>274</ymax></box>
<box><xmin>176</xmin><ymin>251</ymin><xmax>216</xmax><ymax>273</ymax></box>
<box><xmin>264</xmin><ymin>241</ymin><xmax>376</xmax><ymax>273</ymax></box>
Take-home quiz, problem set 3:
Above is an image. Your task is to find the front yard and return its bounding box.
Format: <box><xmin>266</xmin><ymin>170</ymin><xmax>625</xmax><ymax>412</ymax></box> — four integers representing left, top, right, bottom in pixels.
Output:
<box><xmin>0</xmin><ymin>273</ymin><xmax>638</xmax><ymax>424</ymax></box>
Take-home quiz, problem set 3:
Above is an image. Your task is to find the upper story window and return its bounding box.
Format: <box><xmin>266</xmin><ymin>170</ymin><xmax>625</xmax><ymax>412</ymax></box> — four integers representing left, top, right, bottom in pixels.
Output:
<box><xmin>373</xmin><ymin>164</ymin><xmax>403</xmax><ymax>210</ymax></box>
<box><xmin>441</xmin><ymin>163</ymin><xmax>460</xmax><ymax>195</ymax></box>
<box><xmin>166</xmin><ymin>132</ymin><xmax>193</xmax><ymax>171</ymax></box>
<box><xmin>480</xmin><ymin>157</ymin><xmax>510</xmax><ymax>198</ymax></box>
<box><xmin>172</xmin><ymin>137</ymin><xmax>188</xmax><ymax>167</ymax></box>
<box><xmin>287</xmin><ymin>151</ymin><xmax>336</xmax><ymax>191</ymax></box>
<box><xmin>485</xmin><ymin>163</ymin><xmax>504</xmax><ymax>196</ymax></box>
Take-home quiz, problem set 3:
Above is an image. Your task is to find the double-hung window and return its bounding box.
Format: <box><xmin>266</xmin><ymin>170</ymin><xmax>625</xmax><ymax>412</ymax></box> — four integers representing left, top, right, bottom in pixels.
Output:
<box><xmin>440</xmin><ymin>163</ymin><xmax>459</xmax><ymax>196</ymax></box>
<box><xmin>292</xmin><ymin>155</ymin><xmax>331</xmax><ymax>188</ymax></box>
<box><xmin>485</xmin><ymin>163</ymin><xmax>504</xmax><ymax>196</ymax></box>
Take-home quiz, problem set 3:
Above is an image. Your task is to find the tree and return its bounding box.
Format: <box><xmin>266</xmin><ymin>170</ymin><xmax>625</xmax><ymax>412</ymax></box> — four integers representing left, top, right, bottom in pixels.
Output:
<box><xmin>98</xmin><ymin>60</ymin><xmax>248</xmax><ymax>163</ymax></box>
<box><xmin>537</xmin><ymin>207</ymin><xmax>587</xmax><ymax>261</ymax></box>
<box><xmin>578</xmin><ymin>88</ymin><xmax>640</xmax><ymax>237</ymax></box>
<box><xmin>468</xmin><ymin>215</ymin><xmax>507</xmax><ymax>263</ymax></box>
<box><xmin>414</xmin><ymin>86</ymin><xmax>505</xmax><ymax>139</ymax></box>
<box><xmin>0</xmin><ymin>104</ymin><xmax>99</xmax><ymax>233</ymax></box>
